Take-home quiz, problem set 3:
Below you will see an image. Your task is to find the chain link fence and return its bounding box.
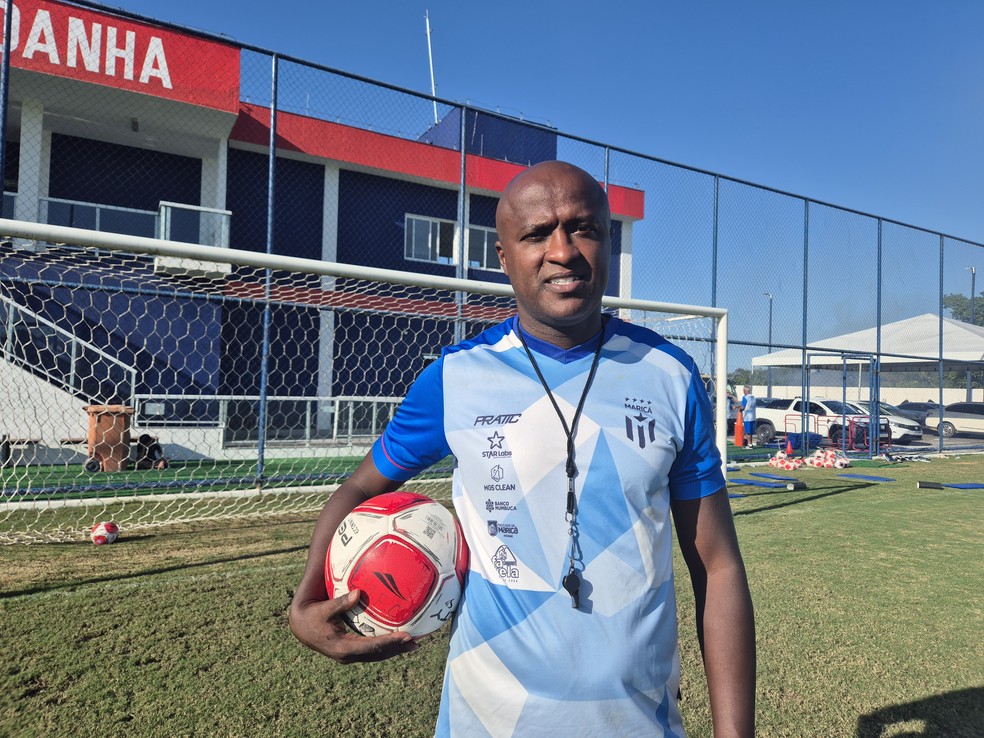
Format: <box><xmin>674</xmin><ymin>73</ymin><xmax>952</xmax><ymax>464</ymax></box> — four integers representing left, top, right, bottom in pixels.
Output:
<box><xmin>2</xmin><ymin>0</ymin><xmax>983</xmax><ymax>484</ymax></box>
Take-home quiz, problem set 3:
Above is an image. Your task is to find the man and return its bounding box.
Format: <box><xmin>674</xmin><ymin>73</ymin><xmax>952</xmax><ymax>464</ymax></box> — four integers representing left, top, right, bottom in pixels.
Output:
<box><xmin>741</xmin><ymin>385</ymin><xmax>757</xmax><ymax>448</ymax></box>
<box><xmin>290</xmin><ymin>161</ymin><xmax>755</xmax><ymax>736</ymax></box>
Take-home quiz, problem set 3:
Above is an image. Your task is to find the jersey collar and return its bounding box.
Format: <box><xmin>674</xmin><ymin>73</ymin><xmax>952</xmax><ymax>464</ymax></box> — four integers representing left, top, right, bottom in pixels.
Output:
<box><xmin>512</xmin><ymin>315</ymin><xmax>612</xmax><ymax>364</ymax></box>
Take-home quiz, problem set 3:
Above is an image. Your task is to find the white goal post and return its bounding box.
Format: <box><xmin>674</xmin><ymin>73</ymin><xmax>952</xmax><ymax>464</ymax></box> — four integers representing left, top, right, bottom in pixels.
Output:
<box><xmin>0</xmin><ymin>218</ymin><xmax>727</xmax><ymax>543</ymax></box>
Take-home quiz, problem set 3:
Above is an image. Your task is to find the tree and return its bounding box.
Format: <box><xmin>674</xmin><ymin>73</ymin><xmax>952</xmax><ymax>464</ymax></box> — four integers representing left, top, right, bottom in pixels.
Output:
<box><xmin>729</xmin><ymin>368</ymin><xmax>752</xmax><ymax>387</ymax></box>
<box><xmin>942</xmin><ymin>292</ymin><xmax>984</xmax><ymax>392</ymax></box>
<box><xmin>943</xmin><ymin>293</ymin><xmax>983</xmax><ymax>326</ymax></box>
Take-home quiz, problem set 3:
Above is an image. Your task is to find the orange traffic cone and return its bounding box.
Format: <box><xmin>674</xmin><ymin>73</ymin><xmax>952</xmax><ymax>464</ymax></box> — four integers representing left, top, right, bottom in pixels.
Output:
<box><xmin>734</xmin><ymin>409</ymin><xmax>744</xmax><ymax>447</ymax></box>
<box><xmin>786</xmin><ymin>438</ymin><xmax>795</xmax><ymax>457</ymax></box>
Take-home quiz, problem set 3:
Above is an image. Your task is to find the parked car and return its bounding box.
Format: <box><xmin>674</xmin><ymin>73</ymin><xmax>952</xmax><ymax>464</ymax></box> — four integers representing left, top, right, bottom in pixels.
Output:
<box><xmin>924</xmin><ymin>402</ymin><xmax>984</xmax><ymax>438</ymax></box>
<box><xmin>850</xmin><ymin>401</ymin><xmax>924</xmax><ymax>444</ymax></box>
<box><xmin>751</xmin><ymin>397</ymin><xmax>890</xmax><ymax>447</ymax></box>
<box><xmin>897</xmin><ymin>401</ymin><xmax>940</xmax><ymax>423</ymax></box>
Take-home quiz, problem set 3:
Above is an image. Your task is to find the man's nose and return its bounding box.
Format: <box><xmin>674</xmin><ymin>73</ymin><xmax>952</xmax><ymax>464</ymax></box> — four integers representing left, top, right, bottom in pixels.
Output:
<box><xmin>545</xmin><ymin>227</ymin><xmax>579</xmax><ymax>262</ymax></box>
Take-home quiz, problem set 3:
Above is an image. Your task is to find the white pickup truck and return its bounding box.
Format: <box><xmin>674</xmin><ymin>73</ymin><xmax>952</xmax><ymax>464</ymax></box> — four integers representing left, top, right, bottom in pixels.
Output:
<box><xmin>751</xmin><ymin>397</ymin><xmax>891</xmax><ymax>447</ymax></box>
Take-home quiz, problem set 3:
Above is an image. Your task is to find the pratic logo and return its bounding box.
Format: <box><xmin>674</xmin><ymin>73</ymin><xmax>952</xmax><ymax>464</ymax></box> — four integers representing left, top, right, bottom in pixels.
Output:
<box><xmin>474</xmin><ymin>413</ymin><xmax>522</xmax><ymax>426</ymax></box>
<box><xmin>0</xmin><ymin>0</ymin><xmax>239</xmax><ymax>112</ymax></box>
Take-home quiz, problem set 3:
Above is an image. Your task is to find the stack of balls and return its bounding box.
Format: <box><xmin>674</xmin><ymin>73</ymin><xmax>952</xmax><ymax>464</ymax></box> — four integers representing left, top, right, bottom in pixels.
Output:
<box><xmin>803</xmin><ymin>449</ymin><xmax>851</xmax><ymax>469</ymax></box>
<box><xmin>768</xmin><ymin>451</ymin><xmax>803</xmax><ymax>471</ymax></box>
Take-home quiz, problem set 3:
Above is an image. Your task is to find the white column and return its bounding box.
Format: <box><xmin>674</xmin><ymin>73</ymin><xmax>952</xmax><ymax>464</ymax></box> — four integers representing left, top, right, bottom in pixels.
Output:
<box><xmin>317</xmin><ymin>164</ymin><xmax>340</xmax><ymax>433</ymax></box>
<box><xmin>199</xmin><ymin>138</ymin><xmax>228</xmax><ymax>246</ymax></box>
<box><xmin>618</xmin><ymin>220</ymin><xmax>634</xmax><ymax>315</ymax></box>
<box><xmin>14</xmin><ymin>99</ymin><xmax>46</xmax><ymax>228</ymax></box>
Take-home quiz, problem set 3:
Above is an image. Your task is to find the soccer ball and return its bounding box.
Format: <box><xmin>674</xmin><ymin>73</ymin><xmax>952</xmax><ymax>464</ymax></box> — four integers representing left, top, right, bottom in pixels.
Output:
<box><xmin>326</xmin><ymin>492</ymin><xmax>468</xmax><ymax>638</ymax></box>
<box><xmin>90</xmin><ymin>521</ymin><xmax>120</xmax><ymax>545</ymax></box>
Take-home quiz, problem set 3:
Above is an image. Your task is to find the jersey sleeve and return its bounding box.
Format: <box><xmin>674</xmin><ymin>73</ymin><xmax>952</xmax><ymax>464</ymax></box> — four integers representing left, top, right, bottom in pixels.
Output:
<box><xmin>371</xmin><ymin>358</ymin><xmax>452</xmax><ymax>482</ymax></box>
<box><xmin>667</xmin><ymin>370</ymin><xmax>726</xmax><ymax>500</ymax></box>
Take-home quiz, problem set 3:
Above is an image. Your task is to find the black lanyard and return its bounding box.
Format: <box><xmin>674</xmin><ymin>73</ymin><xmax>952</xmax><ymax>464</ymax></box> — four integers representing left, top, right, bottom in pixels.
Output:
<box><xmin>516</xmin><ymin>317</ymin><xmax>607</xmax><ymax>609</ymax></box>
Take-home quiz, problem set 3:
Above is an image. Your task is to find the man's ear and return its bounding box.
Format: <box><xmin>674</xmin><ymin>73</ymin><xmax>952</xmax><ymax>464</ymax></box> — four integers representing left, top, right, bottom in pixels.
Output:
<box><xmin>496</xmin><ymin>241</ymin><xmax>509</xmax><ymax>275</ymax></box>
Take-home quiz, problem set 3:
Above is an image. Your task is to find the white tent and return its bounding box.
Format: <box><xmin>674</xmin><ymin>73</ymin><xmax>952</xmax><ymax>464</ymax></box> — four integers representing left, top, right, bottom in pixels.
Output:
<box><xmin>752</xmin><ymin>313</ymin><xmax>984</xmax><ymax>369</ymax></box>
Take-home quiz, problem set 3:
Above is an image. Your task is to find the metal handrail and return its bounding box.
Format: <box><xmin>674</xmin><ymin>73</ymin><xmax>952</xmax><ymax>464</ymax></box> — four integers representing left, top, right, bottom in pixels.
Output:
<box><xmin>0</xmin><ymin>294</ymin><xmax>138</xmax><ymax>403</ymax></box>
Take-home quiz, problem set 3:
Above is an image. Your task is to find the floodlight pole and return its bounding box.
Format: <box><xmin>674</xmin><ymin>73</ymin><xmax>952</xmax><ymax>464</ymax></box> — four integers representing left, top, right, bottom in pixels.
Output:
<box><xmin>764</xmin><ymin>292</ymin><xmax>773</xmax><ymax>397</ymax></box>
<box><xmin>425</xmin><ymin>10</ymin><xmax>439</xmax><ymax>125</ymax></box>
<box><xmin>968</xmin><ymin>266</ymin><xmax>976</xmax><ymax>401</ymax></box>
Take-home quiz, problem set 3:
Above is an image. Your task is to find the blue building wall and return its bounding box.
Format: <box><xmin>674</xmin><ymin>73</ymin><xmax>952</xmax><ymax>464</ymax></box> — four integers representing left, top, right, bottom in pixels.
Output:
<box><xmin>218</xmin><ymin>148</ymin><xmax>326</xmax><ymax>402</ymax></box>
<box><xmin>225</xmin><ymin>148</ymin><xmax>325</xmax><ymax>259</ymax></box>
<box><xmin>419</xmin><ymin>109</ymin><xmax>558</xmax><ymax>166</ymax></box>
<box><xmin>336</xmin><ymin>168</ymin><xmax>458</xmax><ymax>274</ymax></box>
<box><xmin>217</xmin><ymin>300</ymin><xmax>319</xmax><ymax>397</ymax></box>
<box><xmin>48</xmin><ymin>134</ymin><xmax>202</xmax><ymax>214</ymax></box>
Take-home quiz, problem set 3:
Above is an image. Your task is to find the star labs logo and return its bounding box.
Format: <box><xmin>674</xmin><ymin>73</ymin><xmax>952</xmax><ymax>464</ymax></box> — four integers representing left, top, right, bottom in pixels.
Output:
<box><xmin>483</xmin><ymin>431</ymin><xmax>512</xmax><ymax>459</ymax></box>
<box><xmin>624</xmin><ymin>396</ymin><xmax>656</xmax><ymax>449</ymax></box>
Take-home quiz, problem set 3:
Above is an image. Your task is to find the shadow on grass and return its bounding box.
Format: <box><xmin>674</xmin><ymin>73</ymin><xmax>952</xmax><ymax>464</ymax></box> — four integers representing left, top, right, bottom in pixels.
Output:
<box><xmin>0</xmin><ymin>544</ymin><xmax>309</xmax><ymax>599</ymax></box>
<box><xmin>856</xmin><ymin>686</ymin><xmax>984</xmax><ymax>737</ymax></box>
<box><xmin>733</xmin><ymin>483</ymin><xmax>875</xmax><ymax>516</ymax></box>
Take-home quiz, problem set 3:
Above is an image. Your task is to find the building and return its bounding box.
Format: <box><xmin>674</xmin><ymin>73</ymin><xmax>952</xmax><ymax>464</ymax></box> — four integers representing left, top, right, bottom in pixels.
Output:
<box><xmin>0</xmin><ymin>0</ymin><xmax>645</xmax><ymax>461</ymax></box>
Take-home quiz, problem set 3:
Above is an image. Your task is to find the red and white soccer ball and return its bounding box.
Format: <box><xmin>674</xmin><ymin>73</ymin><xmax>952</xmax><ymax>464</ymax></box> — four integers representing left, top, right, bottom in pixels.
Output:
<box><xmin>90</xmin><ymin>521</ymin><xmax>120</xmax><ymax>545</ymax></box>
<box><xmin>326</xmin><ymin>492</ymin><xmax>469</xmax><ymax>638</ymax></box>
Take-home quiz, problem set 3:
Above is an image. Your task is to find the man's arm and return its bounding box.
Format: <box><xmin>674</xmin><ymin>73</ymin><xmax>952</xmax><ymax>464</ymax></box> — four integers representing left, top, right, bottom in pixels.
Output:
<box><xmin>288</xmin><ymin>454</ymin><xmax>419</xmax><ymax>663</ymax></box>
<box><xmin>672</xmin><ymin>488</ymin><xmax>756</xmax><ymax>738</ymax></box>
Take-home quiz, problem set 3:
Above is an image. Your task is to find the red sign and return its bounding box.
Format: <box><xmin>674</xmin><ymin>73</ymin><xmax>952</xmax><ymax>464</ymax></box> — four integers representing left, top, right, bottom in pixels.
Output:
<box><xmin>0</xmin><ymin>0</ymin><xmax>240</xmax><ymax>112</ymax></box>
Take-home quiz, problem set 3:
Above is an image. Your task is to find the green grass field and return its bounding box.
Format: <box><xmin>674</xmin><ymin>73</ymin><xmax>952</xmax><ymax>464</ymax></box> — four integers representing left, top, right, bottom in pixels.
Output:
<box><xmin>2</xmin><ymin>456</ymin><xmax>982</xmax><ymax>737</ymax></box>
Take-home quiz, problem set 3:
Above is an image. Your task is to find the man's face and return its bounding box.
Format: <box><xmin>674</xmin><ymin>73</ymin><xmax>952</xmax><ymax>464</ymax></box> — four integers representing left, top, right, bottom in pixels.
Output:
<box><xmin>495</xmin><ymin>163</ymin><xmax>611</xmax><ymax>348</ymax></box>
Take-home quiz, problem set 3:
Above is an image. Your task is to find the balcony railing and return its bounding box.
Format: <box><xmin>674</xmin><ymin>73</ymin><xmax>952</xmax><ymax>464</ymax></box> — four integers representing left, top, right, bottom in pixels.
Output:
<box><xmin>132</xmin><ymin>394</ymin><xmax>402</xmax><ymax>445</ymax></box>
<box><xmin>33</xmin><ymin>197</ymin><xmax>231</xmax><ymax>248</ymax></box>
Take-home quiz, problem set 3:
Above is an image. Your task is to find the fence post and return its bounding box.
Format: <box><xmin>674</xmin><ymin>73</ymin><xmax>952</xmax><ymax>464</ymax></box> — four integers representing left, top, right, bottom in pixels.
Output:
<box><xmin>800</xmin><ymin>200</ymin><xmax>811</xmax><ymax>452</ymax></box>
<box><xmin>257</xmin><ymin>53</ymin><xmax>279</xmax><ymax>485</ymax></box>
<box><xmin>0</xmin><ymin>0</ymin><xmax>12</xmax><ymax>189</ymax></box>
<box><xmin>872</xmin><ymin>219</ymin><xmax>883</xmax><ymax>457</ymax></box>
<box><xmin>454</xmin><ymin>105</ymin><xmax>467</xmax><ymax>343</ymax></box>
<box><xmin>938</xmin><ymin>235</ymin><xmax>945</xmax><ymax>453</ymax></box>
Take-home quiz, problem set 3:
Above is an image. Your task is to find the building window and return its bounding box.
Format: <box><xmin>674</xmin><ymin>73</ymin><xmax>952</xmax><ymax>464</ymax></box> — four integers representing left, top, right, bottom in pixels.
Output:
<box><xmin>467</xmin><ymin>225</ymin><xmax>501</xmax><ymax>272</ymax></box>
<box><xmin>403</xmin><ymin>216</ymin><xmax>501</xmax><ymax>272</ymax></box>
<box><xmin>405</xmin><ymin>215</ymin><xmax>455</xmax><ymax>265</ymax></box>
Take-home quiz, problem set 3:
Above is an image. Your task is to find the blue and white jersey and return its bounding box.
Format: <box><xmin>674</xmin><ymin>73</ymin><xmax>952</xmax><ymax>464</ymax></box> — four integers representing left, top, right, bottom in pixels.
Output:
<box><xmin>372</xmin><ymin>316</ymin><xmax>724</xmax><ymax>738</ymax></box>
<box><xmin>741</xmin><ymin>393</ymin><xmax>757</xmax><ymax>422</ymax></box>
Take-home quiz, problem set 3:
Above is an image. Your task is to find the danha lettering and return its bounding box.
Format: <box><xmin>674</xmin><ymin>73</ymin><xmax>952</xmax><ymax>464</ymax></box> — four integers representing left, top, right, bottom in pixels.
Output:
<box><xmin>3</xmin><ymin>4</ymin><xmax>172</xmax><ymax>89</ymax></box>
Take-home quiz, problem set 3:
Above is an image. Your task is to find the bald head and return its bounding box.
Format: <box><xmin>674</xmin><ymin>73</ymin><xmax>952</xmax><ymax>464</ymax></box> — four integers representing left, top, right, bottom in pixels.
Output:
<box><xmin>496</xmin><ymin>161</ymin><xmax>610</xmax><ymax>238</ymax></box>
<box><xmin>493</xmin><ymin>160</ymin><xmax>612</xmax><ymax>348</ymax></box>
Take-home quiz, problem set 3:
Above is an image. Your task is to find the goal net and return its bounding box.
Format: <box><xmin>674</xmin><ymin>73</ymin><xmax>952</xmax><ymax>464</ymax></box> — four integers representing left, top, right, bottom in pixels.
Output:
<box><xmin>0</xmin><ymin>220</ymin><xmax>727</xmax><ymax>543</ymax></box>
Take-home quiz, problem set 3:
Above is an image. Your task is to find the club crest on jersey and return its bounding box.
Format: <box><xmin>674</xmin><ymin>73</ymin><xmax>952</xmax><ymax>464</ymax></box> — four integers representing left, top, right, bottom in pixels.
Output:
<box><xmin>625</xmin><ymin>396</ymin><xmax>657</xmax><ymax>449</ymax></box>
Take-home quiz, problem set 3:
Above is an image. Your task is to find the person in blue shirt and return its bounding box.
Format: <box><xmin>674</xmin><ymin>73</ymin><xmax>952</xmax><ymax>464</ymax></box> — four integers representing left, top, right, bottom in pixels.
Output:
<box><xmin>741</xmin><ymin>385</ymin><xmax>758</xmax><ymax>447</ymax></box>
<box><xmin>289</xmin><ymin>161</ymin><xmax>755</xmax><ymax>737</ymax></box>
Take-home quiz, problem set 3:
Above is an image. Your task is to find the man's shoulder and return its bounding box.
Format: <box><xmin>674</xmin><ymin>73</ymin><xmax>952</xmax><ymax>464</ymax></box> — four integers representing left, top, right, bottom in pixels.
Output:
<box><xmin>607</xmin><ymin>316</ymin><xmax>666</xmax><ymax>346</ymax></box>
<box><xmin>609</xmin><ymin>317</ymin><xmax>698</xmax><ymax>369</ymax></box>
<box><xmin>441</xmin><ymin>318</ymin><xmax>518</xmax><ymax>362</ymax></box>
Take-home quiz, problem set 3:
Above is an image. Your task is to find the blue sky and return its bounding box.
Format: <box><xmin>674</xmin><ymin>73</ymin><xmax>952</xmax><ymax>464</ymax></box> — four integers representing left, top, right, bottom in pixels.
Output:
<box><xmin>104</xmin><ymin>0</ymin><xmax>984</xmax><ymax>362</ymax></box>
<box><xmin>111</xmin><ymin>0</ymin><xmax>984</xmax><ymax>244</ymax></box>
